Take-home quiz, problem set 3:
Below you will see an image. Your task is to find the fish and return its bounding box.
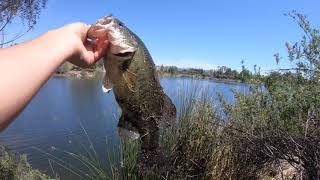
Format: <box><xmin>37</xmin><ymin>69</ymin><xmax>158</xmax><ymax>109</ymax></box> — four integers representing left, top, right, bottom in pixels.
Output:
<box><xmin>88</xmin><ymin>15</ymin><xmax>176</xmax><ymax>174</ymax></box>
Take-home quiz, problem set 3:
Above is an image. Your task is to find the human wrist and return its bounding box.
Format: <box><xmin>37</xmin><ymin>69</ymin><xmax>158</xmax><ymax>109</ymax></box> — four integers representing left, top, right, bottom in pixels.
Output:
<box><xmin>45</xmin><ymin>28</ymin><xmax>81</xmax><ymax>65</ymax></box>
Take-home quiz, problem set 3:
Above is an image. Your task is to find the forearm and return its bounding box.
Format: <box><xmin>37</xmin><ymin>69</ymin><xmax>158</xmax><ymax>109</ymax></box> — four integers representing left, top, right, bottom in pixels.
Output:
<box><xmin>0</xmin><ymin>30</ymin><xmax>71</xmax><ymax>130</ymax></box>
<box><xmin>0</xmin><ymin>22</ymin><xmax>106</xmax><ymax>131</ymax></box>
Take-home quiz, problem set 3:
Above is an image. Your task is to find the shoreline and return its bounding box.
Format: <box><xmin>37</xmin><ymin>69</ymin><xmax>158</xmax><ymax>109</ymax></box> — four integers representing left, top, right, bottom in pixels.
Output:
<box><xmin>159</xmin><ymin>73</ymin><xmax>241</xmax><ymax>83</ymax></box>
<box><xmin>54</xmin><ymin>70</ymin><xmax>103</xmax><ymax>79</ymax></box>
<box><xmin>54</xmin><ymin>70</ymin><xmax>241</xmax><ymax>83</ymax></box>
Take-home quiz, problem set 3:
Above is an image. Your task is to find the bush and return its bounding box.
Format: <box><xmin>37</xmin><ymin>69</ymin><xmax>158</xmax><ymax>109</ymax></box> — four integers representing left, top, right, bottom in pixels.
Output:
<box><xmin>0</xmin><ymin>146</ymin><xmax>54</xmax><ymax>180</ymax></box>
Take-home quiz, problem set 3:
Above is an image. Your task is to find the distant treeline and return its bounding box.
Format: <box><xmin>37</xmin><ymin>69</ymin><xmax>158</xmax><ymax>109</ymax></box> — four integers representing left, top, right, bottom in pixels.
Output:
<box><xmin>56</xmin><ymin>60</ymin><xmax>105</xmax><ymax>73</ymax></box>
<box><xmin>57</xmin><ymin>60</ymin><xmax>261</xmax><ymax>82</ymax></box>
<box><xmin>157</xmin><ymin>64</ymin><xmax>258</xmax><ymax>82</ymax></box>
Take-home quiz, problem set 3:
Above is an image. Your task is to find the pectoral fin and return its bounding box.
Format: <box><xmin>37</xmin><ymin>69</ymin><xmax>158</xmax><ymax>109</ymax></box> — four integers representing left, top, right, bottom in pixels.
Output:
<box><xmin>102</xmin><ymin>75</ymin><xmax>113</xmax><ymax>93</ymax></box>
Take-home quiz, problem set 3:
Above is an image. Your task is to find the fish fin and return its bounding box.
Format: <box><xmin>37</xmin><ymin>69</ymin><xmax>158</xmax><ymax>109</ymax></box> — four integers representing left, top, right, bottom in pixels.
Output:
<box><xmin>102</xmin><ymin>75</ymin><xmax>113</xmax><ymax>93</ymax></box>
<box><xmin>123</xmin><ymin>70</ymin><xmax>137</xmax><ymax>92</ymax></box>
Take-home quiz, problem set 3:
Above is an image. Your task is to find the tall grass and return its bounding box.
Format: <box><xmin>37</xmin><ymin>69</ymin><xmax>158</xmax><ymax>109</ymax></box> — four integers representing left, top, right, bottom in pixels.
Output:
<box><xmin>33</xmin><ymin>127</ymin><xmax>142</xmax><ymax>180</ymax></box>
<box><xmin>159</xmin><ymin>87</ymin><xmax>221</xmax><ymax>179</ymax></box>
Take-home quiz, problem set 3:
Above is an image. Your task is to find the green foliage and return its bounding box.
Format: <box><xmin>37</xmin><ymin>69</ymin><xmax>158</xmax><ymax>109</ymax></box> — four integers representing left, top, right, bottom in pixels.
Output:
<box><xmin>208</xmin><ymin>66</ymin><xmax>239</xmax><ymax>79</ymax></box>
<box><xmin>215</xmin><ymin>12</ymin><xmax>320</xmax><ymax>179</ymax></box>
<box><xmin>167</xmin><ymin>66</ymin><xmax>178</xmax><ymax>74</ymax></box>
<box><xmin>0</xmin><ymin>147</ymin><xmax>54</xmax><ymax>180</ymax></box>
<box><xmin>237</xmin><ymin>68</ymin><xmax>252</xmax><ymax>82</ymax></box>
<box><xmin>159</xmin><ymin>65</ymin><xmax>179</xmax><ymax>75</ymax></box>
<box><xmin>158</xmin><ymin>65</ymin><xmax>241</xmax><ymax>80</ymax></box>
<box><xmin>218</xmin><ymin>73</ymin><xmax>320</xmax><ymax>178</ymax></box>
<box><xmin>285</xmin><ymin>11</ymin><xmax>320</xmax><ymax>80</ymax></box>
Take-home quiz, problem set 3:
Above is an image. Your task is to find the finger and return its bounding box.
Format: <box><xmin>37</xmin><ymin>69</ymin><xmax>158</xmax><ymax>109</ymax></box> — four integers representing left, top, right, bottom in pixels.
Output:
<box><xmin>75</xmin><ymin>43</ymin><xmax>95</xmax><ymax>66</ymax></box>
<box><xmin>94</xmin><ymin>39</ymin><xmax>109</xmax><ymax>60</ymax></box>
<box><xmin>81</xmin><ymin>50</ymin><xmax>95</xmax><ymax>65</ymax></box>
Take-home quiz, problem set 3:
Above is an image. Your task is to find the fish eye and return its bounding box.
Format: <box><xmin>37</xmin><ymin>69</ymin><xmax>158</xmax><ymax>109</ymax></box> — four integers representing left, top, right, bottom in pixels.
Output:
<box><xmin>114</xmin><ymin>52</ymin><xmax>134</xmax><ymax>57</ymax></box>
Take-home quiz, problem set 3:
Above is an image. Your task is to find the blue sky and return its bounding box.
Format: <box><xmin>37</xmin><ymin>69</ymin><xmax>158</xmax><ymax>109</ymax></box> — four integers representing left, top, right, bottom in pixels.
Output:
<box><xmin>6</xmin><ymin>0</ymin><xmax>320</xmax><ymax>72</ymax></box>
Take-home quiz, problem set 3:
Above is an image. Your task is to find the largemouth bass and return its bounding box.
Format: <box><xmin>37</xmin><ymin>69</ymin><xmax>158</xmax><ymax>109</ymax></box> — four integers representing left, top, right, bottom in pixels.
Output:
<box><xmin>88</xmin><ymin>15</ymin><xmax>176</xmax><ymax>174</ymax></box>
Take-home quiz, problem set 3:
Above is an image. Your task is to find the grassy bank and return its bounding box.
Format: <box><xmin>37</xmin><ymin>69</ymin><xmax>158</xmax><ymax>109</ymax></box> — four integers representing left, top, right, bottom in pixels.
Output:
<box><xmin>0</xmin><ymin>146</ymin><xmax>54</xmax><ymax>180</ymax></box>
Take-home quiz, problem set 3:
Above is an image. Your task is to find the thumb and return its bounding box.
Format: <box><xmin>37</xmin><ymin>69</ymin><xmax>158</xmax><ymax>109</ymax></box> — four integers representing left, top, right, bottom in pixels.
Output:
<box><xmin>94</xmin><ymin>39</ymin><xmax>109</xmax><ymax>60</ymax></box>
<box><xmin>80</xmin><ymin>44</ymin><xmax>95</xmax><ymax>65</ymax></box>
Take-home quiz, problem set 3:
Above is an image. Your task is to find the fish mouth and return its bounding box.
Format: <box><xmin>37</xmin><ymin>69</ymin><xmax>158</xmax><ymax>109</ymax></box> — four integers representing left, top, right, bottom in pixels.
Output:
<box><xmin>90</xmin><ymin>15</ymin><xmax>138</xmax><ymax>55</ymax></box>
<box><xmin>114</xmin><ymin>51</ymin><xmax>134</xmax><ymax>57</ymax></box>
<box><xmin>97</xmin><ymin>15</ymin><xmax>114</xmax><ymax>25</ymax></box>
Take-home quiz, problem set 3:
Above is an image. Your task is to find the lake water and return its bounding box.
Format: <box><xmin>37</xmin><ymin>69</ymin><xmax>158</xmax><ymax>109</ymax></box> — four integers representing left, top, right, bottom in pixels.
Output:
<box><xmin>0</xmin><ymin>77</ymin><xmax>248</xmax><ymax>179</ymax></box>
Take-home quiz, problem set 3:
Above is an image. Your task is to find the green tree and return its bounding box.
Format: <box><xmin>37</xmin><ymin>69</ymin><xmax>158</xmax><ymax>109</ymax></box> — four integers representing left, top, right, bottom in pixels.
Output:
<box><xmin>284</xmin><ymin>11</ymin><xmax>320</xmax><ymax>81</ymax></box>
<box><xmin>167</xmin><ymin>66</ymin><xmax>178</xmax><ymax>74</ymax></box>
<box><xmin>237</xmin><ymin>60</ymin><xmax>252</xmax><ymax>82</ymax></box>
<box><xmin>238</xmin><ymin>69</ymin><xmax>252</xmax><ymax>82</ymax></box>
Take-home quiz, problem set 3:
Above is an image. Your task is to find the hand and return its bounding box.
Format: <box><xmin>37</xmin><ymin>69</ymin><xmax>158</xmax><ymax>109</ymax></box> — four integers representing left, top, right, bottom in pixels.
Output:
<box><xmin>56</xmin><ymin>23</ymin><xmax>109</xmax><ymax>68</ymax></box>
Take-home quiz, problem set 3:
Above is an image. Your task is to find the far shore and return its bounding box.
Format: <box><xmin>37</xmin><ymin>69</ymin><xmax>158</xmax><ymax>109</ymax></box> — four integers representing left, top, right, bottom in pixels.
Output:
<box><xmin>54</xmin><ymin>70</ymin><xmax>103</xmax><ymax>79</ymax></box>
<box><xmin>159</xmin><ymin>72</ymin><xmax>242</xmax><ymax>83</ymax></box>
<box><xmin>54</xmin><ymin>70</ymin><xmax>241</xmax><ymax>83</ymax></box>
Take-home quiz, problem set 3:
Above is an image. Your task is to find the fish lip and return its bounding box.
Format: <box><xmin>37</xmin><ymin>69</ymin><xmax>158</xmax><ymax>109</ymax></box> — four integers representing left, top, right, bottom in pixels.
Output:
<box><xmin>90</xmin><ymin>15</ymin><xmax>138</xmax><ymax>55</ymax></box>
<box><xmin>97</xmin><ymin>15</ymin><xmax>114</xmax><ymax>25</ymax></box>
<box><xmin>113</xmin><ymin>51</ymin><xmax>135</xmax><ymax>57</ymax></box>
